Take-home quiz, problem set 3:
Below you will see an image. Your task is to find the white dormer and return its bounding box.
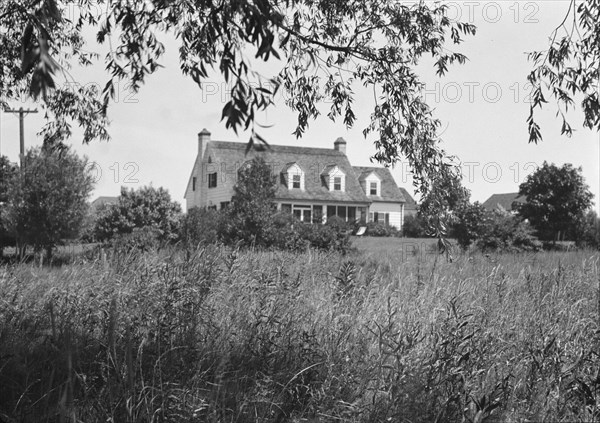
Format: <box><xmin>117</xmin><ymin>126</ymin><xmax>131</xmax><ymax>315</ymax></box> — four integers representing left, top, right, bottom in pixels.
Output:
<box><xmin>364</xmin><ymin>172</ymin><xmax>381</xmax><ymax>196</ymax></box>
<box><xmin>283</xmin><ymin>163</ymin><xmax>305</xmax><ymax>190</ymax></box>
<box><xmin>321</xmin><ymin>164</ymin><xmax>346</xmax><ymax>192</ymax></box>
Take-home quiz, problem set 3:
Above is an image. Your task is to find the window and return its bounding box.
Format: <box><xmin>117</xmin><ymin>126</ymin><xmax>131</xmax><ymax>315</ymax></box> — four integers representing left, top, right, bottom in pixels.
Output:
<box><xmin>313</xmin><ymin>206</ymin><xmax>323</xmax><ymax>223</ymax></box>
<box><xmin>292</xmin><ymin>174</ymin><xmax>301</xmax><ymax>189</ymax></box>
<box><xmin>281</xmin><ymin>204</ymin><xmax>292</xmax><ymax>213</ymax></box>
<box><xmin>220</xmin><ymin>201</ymin><xmax>230</xmax><ymax>210</ymax></box>
<box><xmin>208</xmin><ymin>205</ymin><xmax>217</xmax><ymax>211</ymax></box>
<box><xmin>369</xmin><ymin>182</ymin><xmax>378</xmax><ymax>195</ymax></box>
<box><xmin>348</xmin><ymin>207</ymin><xmax>356</xmax><ymax>222</ymax></box>
<box><xmin>327</xmin><ymin>205</ymin><xmax>336</xmax><ymax>218</ymax></box>
<box><xmin>192</xmin><ymin>176</ymin><xmax>197</xmax><ymax>191</ymax></box>
<box><xmin>208</xmin><ymin>172</ymin><xmax>217</xmax><ymax>188</ymax></box>
<box><xmin>333</xmin><ymin>176</ymin><xmax>342</xmax><ymax>191</ymax></box>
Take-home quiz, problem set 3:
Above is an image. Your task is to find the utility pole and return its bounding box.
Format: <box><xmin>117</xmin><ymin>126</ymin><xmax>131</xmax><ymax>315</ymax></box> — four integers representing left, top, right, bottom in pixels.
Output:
<box><xmin>4</xmin><ymin>107</ymin><xmax>38</xmax><ymax>166</ymax></box>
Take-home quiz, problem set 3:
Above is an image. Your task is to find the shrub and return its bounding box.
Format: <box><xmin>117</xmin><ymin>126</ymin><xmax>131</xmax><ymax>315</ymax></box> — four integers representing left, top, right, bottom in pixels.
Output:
<box><xmin>366</xmin><ymin>222</ymin><xmax>390</xmax><ymax>237</ymax></box>
<box><xmin>94</xmin><ymin>186</ymin><xmax>182</xmax><ymax>244</ymax></box>
<box><xmin>476</xmin><ymin>211</ymin><xmax>541</xmax><ymax>252</ymax></box>
<box><xmin>452</xmin><ymin>202</ymin><xmax>488</xmax><ymax>250</ymax></box>
<box><xmin>179</xmin><ymin>207</ymin><xmax>225</xmax><ymax>247</ymax></box>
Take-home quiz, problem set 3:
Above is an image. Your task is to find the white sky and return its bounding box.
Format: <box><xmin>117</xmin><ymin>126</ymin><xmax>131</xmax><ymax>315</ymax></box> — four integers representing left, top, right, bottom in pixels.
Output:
<box><xmin>0</xmin><ymin>1</ymin><xmax>598</xmax><ymax>211</ymax></box>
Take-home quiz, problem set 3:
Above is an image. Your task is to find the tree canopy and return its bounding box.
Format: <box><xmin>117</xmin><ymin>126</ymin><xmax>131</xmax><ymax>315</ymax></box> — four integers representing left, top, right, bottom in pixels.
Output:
<box><xmin>94</xmin><ymin>186</ymin><xmax>182</xmax><ymax>243</ymax></box>
<box><xmin>226</xmin><ymin>157</ymin><xmax>278</xmax><ymax>247</ymax></box>
<box><xmin>3</xmin><ymin>146</ymin><xmax>94</xmax><ymax>258</ymax></box>
<box><xmin>517</xmin><ymin>161</ymin><xmax>593</xmax><ymax>241</ymax></box>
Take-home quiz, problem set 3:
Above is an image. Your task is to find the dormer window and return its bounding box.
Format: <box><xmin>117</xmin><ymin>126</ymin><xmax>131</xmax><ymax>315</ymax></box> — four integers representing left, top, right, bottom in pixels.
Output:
<box><xmin>321</xmin><ymin>164</ymin><xmax>346</xmax><ymax>192</ymax></box>
<box><xmin>283</xmin><ymin>163</ymin><xmax>305</xmax><ymax>190</ymax></box>
<box><xmin>334</xmin><ymin>176</ymin><xmax>342</xmax><ymax>191</ymax></box>
<box><xmin>370</xmin><ymin>181</ymin><xmax>378</xmax><ymax>195</ymax></box>
<box><xmin>363</xmin><ymin>171</ymin><xmax>381</xmax><ymax>196</ymax></box>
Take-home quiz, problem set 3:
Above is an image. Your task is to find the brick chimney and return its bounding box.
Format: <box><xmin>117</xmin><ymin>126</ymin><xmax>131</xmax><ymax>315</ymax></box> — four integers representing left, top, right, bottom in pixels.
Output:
<box><xmin>198</xmin><ymin>128</ymin><xmax>211</xmax><ymax>158</ymax></box>
<box><xmin>334</xmin><ymin>137</ymin><xmax>347</xmax><ymax>154</ymax></box>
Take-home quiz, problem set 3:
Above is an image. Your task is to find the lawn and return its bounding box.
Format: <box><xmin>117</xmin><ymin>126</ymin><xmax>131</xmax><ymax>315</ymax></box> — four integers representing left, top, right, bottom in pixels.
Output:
<box><xmin>0</xmin><ymin>244</ymin><xmax>599</xmax><ymax>422</ymax></box>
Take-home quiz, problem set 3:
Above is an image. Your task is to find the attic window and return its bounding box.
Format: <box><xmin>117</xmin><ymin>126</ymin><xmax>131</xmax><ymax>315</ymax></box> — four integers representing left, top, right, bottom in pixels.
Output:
<box><xmin>208</xmin><ymin>156</ymin><xmax>212</xmax><ymax>163</ymax></box>
<box><xmin>333</xmin><ymin>176</ymin><xmax>342</xmax><ymax>191</ymax></box>
<box><xmin>369</xmin><ymin>182</ymin><xmax>378</xmax><ymax>195</ymax></box>
<box><xmin>285</xmin><ymin>163</ymin><xmax>304</xmax><ymax>190</ymax></box>
<box><xmin>192</xmin><ymin>177</ymin><xmax>197</xmax><ymax>191</ymax></box>
<box><xmin>292</xmin><ymin>174</ymin><xmax>301</xmax><ymax>189</ymax></box>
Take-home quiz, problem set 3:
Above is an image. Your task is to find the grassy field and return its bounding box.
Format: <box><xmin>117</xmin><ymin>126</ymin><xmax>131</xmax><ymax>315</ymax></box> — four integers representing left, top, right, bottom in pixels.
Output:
<box><xmin>0</xmin><ymin>243</ymin><xmax>599</xmax><ymax>422</ymax></box>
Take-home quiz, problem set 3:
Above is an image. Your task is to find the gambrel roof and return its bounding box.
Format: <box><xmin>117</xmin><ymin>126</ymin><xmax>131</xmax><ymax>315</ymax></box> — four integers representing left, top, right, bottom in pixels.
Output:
<box><xmin>207</xmin><ymin>141</ymin><xmax>370</xmax><ymax>203</ymax></box>
<box><xmin>352</xmin><ymin>166</ymin><xmax>406</xmax><ymax>203</ymax></box>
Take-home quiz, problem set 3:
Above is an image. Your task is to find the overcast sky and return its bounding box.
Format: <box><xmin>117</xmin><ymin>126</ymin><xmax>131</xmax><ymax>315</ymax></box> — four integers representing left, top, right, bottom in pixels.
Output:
<box><xmin>1</xmin><ymin>1</ymin><xmax>598</xmax><ymax>211</ymax></box>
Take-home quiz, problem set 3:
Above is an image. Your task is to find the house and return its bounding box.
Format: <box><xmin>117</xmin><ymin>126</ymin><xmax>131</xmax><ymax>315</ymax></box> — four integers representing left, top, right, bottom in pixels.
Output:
<box><xmin>482</xmin><ymin>192</ymin><xmax>525</xmax><ymax>213</ymax></box>
<box><xmin>184</xmin><ymin>129</ymin><xmax>409</xmax><ymax>228</ymax></box>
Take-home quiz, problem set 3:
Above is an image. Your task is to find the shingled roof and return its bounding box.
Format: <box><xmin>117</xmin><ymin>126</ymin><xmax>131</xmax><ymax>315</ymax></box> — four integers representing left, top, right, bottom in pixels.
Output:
<box><xmin>206</xmin><ymin>141</ymin><xmax>371</xmax><ymax>203</ymax></box>
<box><xmin>352</xmin><ymin>166</ymin><xmax>406</xmax><ymax>203</ymax></box>
<box><xmin>482</xmin><ymin>192</ymin><xmax>525</xmax><ymax>211</ymax></box>
<box><xmin>398</xmin><ymin>187</ymin><xmax>418</xmax><ymax>211</ymax></box>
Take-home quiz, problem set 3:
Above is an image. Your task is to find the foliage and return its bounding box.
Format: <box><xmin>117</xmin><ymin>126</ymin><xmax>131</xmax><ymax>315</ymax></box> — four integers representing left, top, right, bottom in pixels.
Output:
<box><xmin>476</xmin><ymin>210</ymin><xmax>541</xmax><ymax>253</ymax></box>
<box><xmin>418</xmin><ymin>165</ymin><xmax>470</xmax><ymax>252</ymax></box>
<box><xmin>3</xmin><ymin>147</ymin><xmax>94</xmax><ymax>258</ymax></box>
<box><xmin>452</xmin><ymin>201</ymin><xmax>488</xmax><ymax>250</ymax></box>
<box><xmin>0</xmin><ymin>156</ymin><xmax>18</xmax><ymax>251</ymax></box>
<box><xmin>94</xmin><ymin>186</ymin><xmax>182</xmax><ymax>244</ymax></box>
<box><xmin>268</xmin><ymin>212</ymin><xmax>352</xmax><ymax>253</ymax></box>
<box><xmin>517</xmin><ymin>161</ymin><xmax>593</xmax><ymax>241</ymax></box>
<box><xmin>225</xmin><ymin>157</ymin><xmax>277</xmax><ymax>247</ymax></box>
<box><xmin>1</xmin><ymin>246</ymin><xmax>600</xmax><ymax>421</ymax></box>
<box><xmin>179</xmin><ymin>207</ymin><xmax>225</xmax><ymax>248</ymax></box>
<box><xmin>572</xmin><ymin>210</ymin><xmax>600</xmax><ymax>248</ymax></box>
<box><xmin>402</xmin><ymin>214</ymin><xmax>429</xmax><ymax>238</ymax></box>
<box><xmin>111</xmin><ymin>226</ymin><xmax>163</xmax><ymax>253</ymax></box>
<box><xmin>365</xmin><ymin>222</ymin><xmax>400</xmax><ymax>237</ymax></box>
<box><xmin>527</xmin><ymin>0</ymin><xmax>599</xmax><ymax>143</ymax></box>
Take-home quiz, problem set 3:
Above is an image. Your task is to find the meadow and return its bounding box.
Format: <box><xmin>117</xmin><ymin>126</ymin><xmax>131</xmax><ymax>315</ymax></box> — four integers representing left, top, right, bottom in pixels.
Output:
<box><xmin>0</xmin><ymin>238</ymin><xmax>599</xmax><ymax>422</ymax></box>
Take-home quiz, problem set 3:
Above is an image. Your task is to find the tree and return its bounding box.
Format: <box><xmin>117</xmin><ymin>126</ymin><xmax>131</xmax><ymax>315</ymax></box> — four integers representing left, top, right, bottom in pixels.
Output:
<box><xmin>527</xmin><ymin>0</ymin><xmax>599</xmax><ymax>143</ymax></box>
<box><xmin>418</xmin><ymin>164</ymin><xmax>470</xmax><ymax>237</ymax></box>
<box><xmin>226</xmin><ymin>157</ymin><xmax>277</xmax><ymax>247</ymax></box>
<box><xmin>0</xmin><ymin>0</ymin><xmax>477</xmax><ymax>210</ymax></box>
<box><xmin>0</xmin><ymin>156</ymin><xmax>18</xmax><ymax>255</ymax></box>
<box><xmin>94</xmin><ymin>186</ymin><xmax>182</xmax><ymax>243</ymax></box>
<box><xmin>4</xmin><ymin>147</ymin><xmax>95</xmax><ymax>259</ymax></box>
<box><xmin>452</xmin><ymin>201</ymin><xmax>488</xmax><ymax>250</ymax></box>
<box><xmin>517</xmin><ymin>161</ymin><xmax>593</xmax><ymax>241</ymax></box>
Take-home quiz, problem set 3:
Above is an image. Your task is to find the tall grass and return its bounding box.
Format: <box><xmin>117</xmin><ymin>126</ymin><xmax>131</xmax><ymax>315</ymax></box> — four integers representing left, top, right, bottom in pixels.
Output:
<box><xmin>0</xmin><ymin>245</ymin><xmax>599</xmax><ymax>422</ymax></box>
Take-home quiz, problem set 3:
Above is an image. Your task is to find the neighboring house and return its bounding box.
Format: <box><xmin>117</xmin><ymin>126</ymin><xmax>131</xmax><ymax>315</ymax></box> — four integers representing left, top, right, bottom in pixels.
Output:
<box><xmin>398</xmin><ymin>187</ymin><xmax>418</xmax><ymax>218</ymax></box>
<box><xmin>184</xmin><ymin>129</ymin><xmax>409</xmax><ymax>228</ymax></box>
<box><xmin>90</xmin><ymin>196</ymin><xmax>119</xmax><ymax>212</ymax></box>
<box><xmin>482</xmin><ymin>192</ymin><xmax>525</xmax><ymax>213</ymax></box>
